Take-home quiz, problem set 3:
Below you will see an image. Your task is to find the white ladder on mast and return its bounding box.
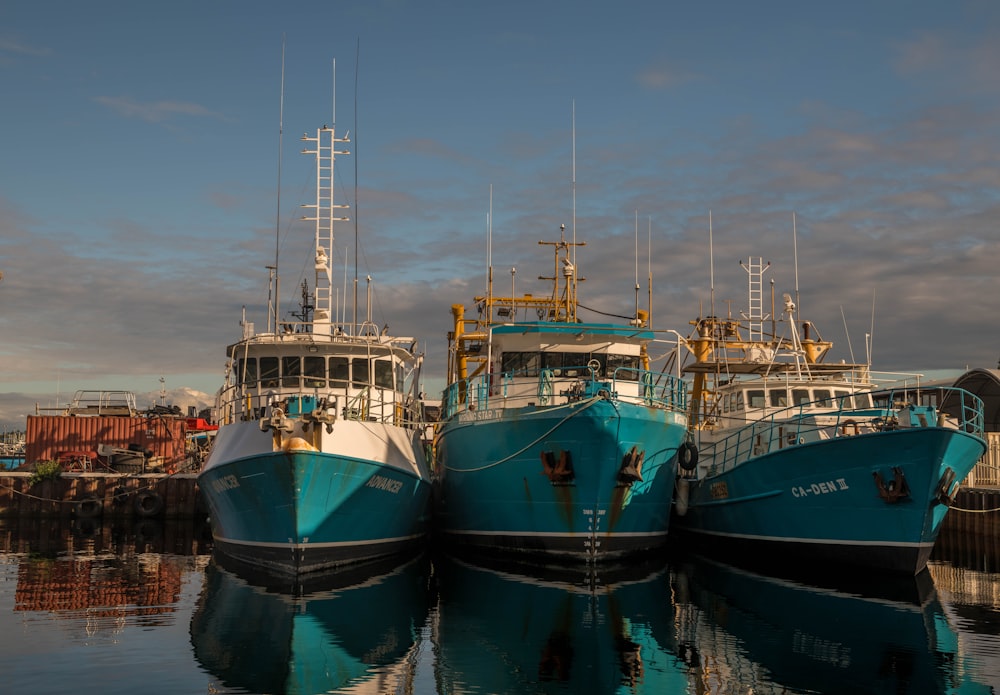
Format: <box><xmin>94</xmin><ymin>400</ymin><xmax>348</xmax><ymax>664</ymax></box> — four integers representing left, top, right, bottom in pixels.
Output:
<box><xmin>741</xmin><ymin>257</ymin><xmax>770</xmax><ymax>341</ymax></box>
<box><xmin>301</xmin><ymin>126</ymin><xmax>351</xmax><ymax>330</ymax></box>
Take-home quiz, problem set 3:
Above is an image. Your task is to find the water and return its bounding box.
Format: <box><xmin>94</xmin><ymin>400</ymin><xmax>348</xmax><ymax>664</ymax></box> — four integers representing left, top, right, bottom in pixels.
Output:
<box><xmin>0</xmin><ymin>515</ymin><xmax>997</xmax><ymax>694</ymax></box>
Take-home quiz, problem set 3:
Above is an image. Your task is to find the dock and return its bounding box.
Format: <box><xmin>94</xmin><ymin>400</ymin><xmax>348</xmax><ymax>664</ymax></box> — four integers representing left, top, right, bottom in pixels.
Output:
<box><xmin>0</xmin><ymin>472</ymin><xmax>206</xmax><ymax>520</ymax></box>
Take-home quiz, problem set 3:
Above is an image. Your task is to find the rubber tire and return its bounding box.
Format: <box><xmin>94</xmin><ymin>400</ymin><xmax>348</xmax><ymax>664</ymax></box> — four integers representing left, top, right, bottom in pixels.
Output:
<box><xmin>74</xmin><ymin>497</ymin><xmax>102</xmax><ymax>519</ymax></box>
<box><xmin>678</xmin><ymin>442</ymin><xmax>699</xmax><ymax>471</ymax></box>
<box><xmin>134</xmin><ymin>491</ymin><xmax>164</xmax><ymax>518</ymax></box>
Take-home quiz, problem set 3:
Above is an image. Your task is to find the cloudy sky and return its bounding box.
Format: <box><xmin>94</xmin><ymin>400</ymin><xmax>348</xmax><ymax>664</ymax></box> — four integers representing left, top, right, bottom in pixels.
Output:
<box><xmin>2</xmin><ymin>0</ymin><xmax>999</xmax><ymax>429</ymax></box>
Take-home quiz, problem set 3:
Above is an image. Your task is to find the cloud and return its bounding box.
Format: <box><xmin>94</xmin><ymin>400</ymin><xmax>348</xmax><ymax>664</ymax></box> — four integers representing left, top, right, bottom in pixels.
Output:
<box><xmin>92</xmin><ymin>96</ymin><xmax>228</xmax><ymax>124</ymax></box>
<box><xmin>636</xmin><ymin>61</ymin><xmax>700</xmax><ymax>90</ymax></box>
<box><xmin>0</xmin><ymin>36</ymin><xmax>50</xmax><ymax>57</ymax></box>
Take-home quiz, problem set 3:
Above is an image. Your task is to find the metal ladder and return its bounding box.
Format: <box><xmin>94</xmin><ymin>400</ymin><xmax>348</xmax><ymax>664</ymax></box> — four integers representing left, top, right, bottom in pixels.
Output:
<box><xmin>300</xmin><ymin>126</ymin><xmax>351</xmax><ymax>328</ymax></box>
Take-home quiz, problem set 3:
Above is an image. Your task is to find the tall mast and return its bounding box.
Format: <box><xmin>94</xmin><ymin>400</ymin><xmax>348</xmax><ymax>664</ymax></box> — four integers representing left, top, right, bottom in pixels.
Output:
<box><xmin>299</xmin><ymin>61</ymin><xmax>351</xmax><ymax>335</ymax></box>
<box><xmin>633</xmin><ymin>210</ymin><xmax>640</xmax><ymax>323</ymax></box>
<box><xmin>270</xmin><ymin>37</ymin><xmax>286</xmax><ymax>334</ymax></box>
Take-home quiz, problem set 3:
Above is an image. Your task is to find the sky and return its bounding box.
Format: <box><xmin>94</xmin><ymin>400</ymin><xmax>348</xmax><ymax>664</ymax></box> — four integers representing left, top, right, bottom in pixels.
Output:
<box><xmin>2</xmin><ymin>0</ymin><xmax>1000</xmax><ymax>429</ymax></box>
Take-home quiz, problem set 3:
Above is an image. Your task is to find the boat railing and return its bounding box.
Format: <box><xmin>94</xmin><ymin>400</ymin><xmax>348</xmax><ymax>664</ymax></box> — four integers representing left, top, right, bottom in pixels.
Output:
<box><xmin>441</xmin><ymin>364</ymin><xmax>687</xmax><ymax>420</ymax></box>
<box><xmin>34</xmin><ymin>389</ymin><xmax>139</xmax><ymax>417</ymax></box>
<box><xmin>216</xmin><ymin>381</ymin><xmax>422</xmax><ymax>429</ymax></box>
<box><xmin>697</xmin><ymin>386</ymin><xmax>985</xmax><ymax>477</ymax></box>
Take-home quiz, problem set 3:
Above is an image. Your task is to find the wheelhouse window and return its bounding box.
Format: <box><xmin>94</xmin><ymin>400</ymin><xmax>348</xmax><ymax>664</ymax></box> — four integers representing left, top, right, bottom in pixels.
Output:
<box><xmin>501</xmin><ymin>351</ymin><xmax>637</xmax><ymax>379</ymax></box>
<box><xmin>747</xmin><ymin>389</ymin><xmax>765</xmax><ymax>408</ymax></box>
<box><xmin>501</xmin><ymin>351</ymin><xmax>540</xmax><ymax>377</ymax></box>
<box><xmin>606</xmin><ymin>354</ymin><xmax>640</xmax><ymax>380</ymax></box>
<box><xmin>352</xmin><ymin>358</ymin><xmax>370</xmax><ymax>387</ymax></box>
<box><xmin>330</xmin><ymin>357</ymin><xmax>349</xmax><ymax>386</ymax></box>
<box><xmin>304</xmin><ymin>355</ymin><xmax>326</xmax><ymax>387</ymax></box>
<box><xmin>281</xmin><ymin>356</ymin><xmax>301</xmax><ymax>387</ymax></box>
<box><xmin>374</xmin><ymin>359</ymin><xmax>394</xmax><ymax>389</ymax></box>
<box><xmin>769</xmin><ymin>389</ymin><xmax>788</xmax><ymax>407</ymax></box>
<box><xmin>792</xmin><ymin>389</ymin><xmax>811</xmax><ymax>406</ymax></box>
<box><xmin>814</xmin><ymin>389</ymin><xmax>833</xmax><ymax>407</ymax></box>
<box><xmin>835</xmin><ymin>390</ymin><xmax>853</xmax><ymax>408</ymax></box>
<box><xmin>236</xmin><ymin>358</ymin><xmax>258</xmax><ymax>388</ymax></box>
<box><xmin>260</xmin><ymin>357</ymin><xmax>279</xmax><ymax>388</ymax></box>
<box><xmin>855</xmin><ymin>392</ymin><xmax>873</xmax><ymax>408</ymax></box>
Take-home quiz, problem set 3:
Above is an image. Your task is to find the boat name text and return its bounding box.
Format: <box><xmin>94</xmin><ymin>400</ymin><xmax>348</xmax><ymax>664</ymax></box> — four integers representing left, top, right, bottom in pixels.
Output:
<box><xmin>792</xmin><ymin>478</ymin><xmax>848</xmax><ymax>498</ymax></box>
<box><xmin>366</xmin><ymin>475</ymin><xmax>403</xmax><ymax>494</ymax></box>
<box><xmin>211</xmin><ymin>475</ymin><xmax>241</xmax><ymax>494</ymax></box>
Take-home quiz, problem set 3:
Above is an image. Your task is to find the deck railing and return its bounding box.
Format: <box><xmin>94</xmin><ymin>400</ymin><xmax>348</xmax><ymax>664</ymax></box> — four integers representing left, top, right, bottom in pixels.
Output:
<box><xmin>216</xmin><ymin>381</ymin><xmax>422</xmax><ymax>430</ymax></box>
<box><xmin>696</xmin><ymin>386</ymin><xmax>985</xmax><ymax>477</ymax></box>
<box><xmin>441</xmin><ymin>365</ymin><xmax>687</xmax><ymax>420</ymax></box>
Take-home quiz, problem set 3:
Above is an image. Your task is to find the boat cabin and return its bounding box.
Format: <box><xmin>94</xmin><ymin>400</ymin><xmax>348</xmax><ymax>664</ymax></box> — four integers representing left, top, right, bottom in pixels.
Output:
<box><xmin>220</xmin><ymin>333</ymin><xmax>421</xmax><ymax>427</ymax></box>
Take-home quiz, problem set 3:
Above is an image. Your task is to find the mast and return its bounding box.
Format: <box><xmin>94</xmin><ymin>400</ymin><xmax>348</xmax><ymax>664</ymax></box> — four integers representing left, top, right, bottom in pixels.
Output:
<box><xmin>270</xmin><ymin>37</ymin><xmax>286</xmax><ymax>335</ymax></box>
<box><xmin>633</xmin><ymin>210</ymin><xmax>640</xmax><ymax>324</ymax></box>
<box><xmin>300</xmin><ymin>60</ymin><xmax>351</xmax><ymax>336</ymax></box>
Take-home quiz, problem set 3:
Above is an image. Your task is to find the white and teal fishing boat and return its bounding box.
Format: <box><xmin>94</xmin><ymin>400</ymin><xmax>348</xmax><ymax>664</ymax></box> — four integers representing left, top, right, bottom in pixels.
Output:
<box><xmin>672</xmin><ymin>256</ymin><xmax>987</xmax><ymax>575</ymax></box>
<box><xmin>198</xmin><ymin>122</ymin><xmax>431</xmax><ymax>576</ymax></box>
<box><xmin>434</xmin><ymin>226</ymin><xmax>690</xmax><ymax>561</ymax></box>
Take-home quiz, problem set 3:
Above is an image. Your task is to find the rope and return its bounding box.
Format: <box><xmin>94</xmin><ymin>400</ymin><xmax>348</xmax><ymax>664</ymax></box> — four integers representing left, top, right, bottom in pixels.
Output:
<box><xmin>947</xmin><ymin>502</ymin><xmax>1000</xmax><ymax>514</ymax></box>
<box><xmin>443</xmin><ymin>396</ymin><xmax>604</xmax><ymax>473</ymax></box>
<box><xmin>0</xmin><ymin>467</ymin><xmax>188</xmax><ymax>506</ymax></box>
<box><xmin>577</xmin><ymin>302</ymin><xmax>635</xmax><ymax>321</ymax></box>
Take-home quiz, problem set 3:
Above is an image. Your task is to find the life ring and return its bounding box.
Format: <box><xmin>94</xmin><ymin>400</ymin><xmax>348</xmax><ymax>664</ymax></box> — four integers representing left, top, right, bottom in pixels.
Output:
<box><xmin>678</xmin><ymin>441</ymin><xmax>699</xmax><ymax>471</ymax></box>
<box><xmin>134</xmin><ymin>491</ymin><xmax>164</xmax><ymax>518</ymax></box>
<box><xmin>74</xmin><ymin>497</ymin><xmax>102</xmax><ymax>519</ymax></box>
<box><xmin>840</xmin><ymin>419</ymin><xmax>859</xmax><ymax>436</ymax></box>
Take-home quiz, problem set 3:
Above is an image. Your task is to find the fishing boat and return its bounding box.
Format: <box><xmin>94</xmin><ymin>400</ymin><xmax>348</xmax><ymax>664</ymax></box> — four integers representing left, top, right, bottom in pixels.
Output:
<box><xmin>672</xmin><ymin>256</ymin><xmax>988</xmax><ymax>575</ymax></box>
<box><xmin>434</xmin><ymin>225</ymin><xmax>690</xmax><ymax>561</ymax></box>
<box><xmin>197</xmin><ymin>122</ymin><xmax>432</xmax><ymax>576</ymax></box>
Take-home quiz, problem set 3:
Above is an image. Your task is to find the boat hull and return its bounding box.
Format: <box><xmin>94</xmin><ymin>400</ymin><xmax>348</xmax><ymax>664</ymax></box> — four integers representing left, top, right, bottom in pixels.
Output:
<box><xmin>673</xmin><ymin>427</ymin><xmax>986</xmax><ymax>574</ymax></box>
<box><xmin>199</xmin><ymin>420</ymin><xmax>431</xmax><ymax>576</ymax></box>
<box><xmin>435</xmin><ymin>399</ymin><xmax>687</xmax><ymax>561</ymax></box>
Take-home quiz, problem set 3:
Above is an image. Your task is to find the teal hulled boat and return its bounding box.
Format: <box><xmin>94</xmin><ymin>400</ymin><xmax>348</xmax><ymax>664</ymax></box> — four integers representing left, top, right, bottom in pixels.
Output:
<box><xmin>672</xmin><ymin>257</ymin><xmax>987</xmax><ymax>575</ymax></box>
<box><xmin>434</xmin><ymin>228</ymin><xmax>689</xmax><ymax>561</ymax></box>
<box><xmin>198</xmin><ymin>122</ymin><xmax>431</xmax><ymax>576</ymax></box>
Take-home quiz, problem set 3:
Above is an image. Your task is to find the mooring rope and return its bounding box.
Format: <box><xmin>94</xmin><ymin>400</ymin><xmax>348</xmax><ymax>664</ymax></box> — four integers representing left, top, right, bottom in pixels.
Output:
<box><xmin>442</xmin><ymin>396</ymin><xmax>605</xmax><ymax>473</ymax></box>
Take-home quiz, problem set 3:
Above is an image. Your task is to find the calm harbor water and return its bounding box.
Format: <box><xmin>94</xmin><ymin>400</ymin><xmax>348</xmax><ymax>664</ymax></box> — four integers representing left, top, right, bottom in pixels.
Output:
<box><xmin>0</xmin><ymin>514</ymin><xmax>997</xmax><ymax>694</ymax></box>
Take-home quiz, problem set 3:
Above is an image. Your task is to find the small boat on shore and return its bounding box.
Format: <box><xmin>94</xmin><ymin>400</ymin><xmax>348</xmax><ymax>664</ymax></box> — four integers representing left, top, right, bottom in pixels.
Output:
<box><xmin>672</xmin><ymin>255</ymin><xmax>987</xmax><ymax>575</ymax></box>
<box><xmin>434</xmin><ymin>225</ymin><xmax>689</xmax><ymax>561</ymax></box>
<box><xmin>198</xmin><ymin>120</ymin><xmax>431</xmax><ymax>576</ymax></box>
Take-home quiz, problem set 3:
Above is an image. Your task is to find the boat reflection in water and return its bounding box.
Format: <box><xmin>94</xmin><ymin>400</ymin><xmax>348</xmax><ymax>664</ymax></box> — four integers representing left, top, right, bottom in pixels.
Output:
<box><xmin>433</xmin><ymin>552</ymin><xmax>690</xmax><ymax>694</ymax></box>
<box><xmin>670</xmin><ymin>551</ymin><xmax>994</xmax><ymax>693</ymax></box>
<box><xmin>190</xmin><ymin>552</ymin><xmax>432</xmax><ymax>695</ymax></box>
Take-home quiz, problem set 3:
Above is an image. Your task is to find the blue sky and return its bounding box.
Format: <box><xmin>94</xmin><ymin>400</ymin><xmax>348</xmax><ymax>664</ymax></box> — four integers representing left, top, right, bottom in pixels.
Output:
<box><xmin>2</xmin><ymin>0</ymin><xmax>1000</xmax><ymax>428</ymax></box>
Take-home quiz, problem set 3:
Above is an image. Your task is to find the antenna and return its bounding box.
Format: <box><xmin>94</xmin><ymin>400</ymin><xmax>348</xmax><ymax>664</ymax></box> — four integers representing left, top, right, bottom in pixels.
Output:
<box><xmin>647</xmin><ymin>216</ymin><xmax>652</xmax><ymax>328</ymax></box>
<box><xmin>840</xmin><ymin>305</ymin><xmax>857</xmax><ymax>363</ymax></box>
<box><xmin>353</xmin><ymin>44</ymin><xmax>359</xmax><ymax>335</ymax></box>
<box><xmin>868</xmin><ymin>288</ymin><xmax>876</xmax><ymax>365</ymax></box>
<box><xmin>792</xmin><ymin>212</ymin><xmax>800</xmax><ymax>316</ymax></box>
<box><xmin>634</xmin><ymin>210</ymin><xmax>640</xmax><ymax>323</ymax></box>
<box><xmin>271</xmin><ymin>36</ymin><xmax>286</xmax><ymax>334</ymax></box>
<box><xmin>709</xmin><ymin>210</ymin><xmax>715</xmax><ymax>318</ymax></box>
<box><xmin>487</xmin><ymin>184</ymin><xmax>493</xmax><ymax>319</ymax></box>
<box><xmin>571</xmin><ymin>101</ymin><xmax>577</xmax><ymax>289</ymax></box>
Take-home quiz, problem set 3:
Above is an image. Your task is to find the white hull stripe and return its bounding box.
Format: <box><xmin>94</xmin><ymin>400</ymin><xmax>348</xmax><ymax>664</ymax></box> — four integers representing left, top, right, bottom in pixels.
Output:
<box><xmin>688</xmin><ymin>528</ymin><xmax>932</xmax><ymax>549</ymax></box>
<box><xmin>215</xmin><ymin>533</ymin><xmax>423</xmax><ymax>550</ymax></box>
<box><xmin>444</xmin><ymin>529</ymin><xmax>669</xmax><ymax>539</ymax></box>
